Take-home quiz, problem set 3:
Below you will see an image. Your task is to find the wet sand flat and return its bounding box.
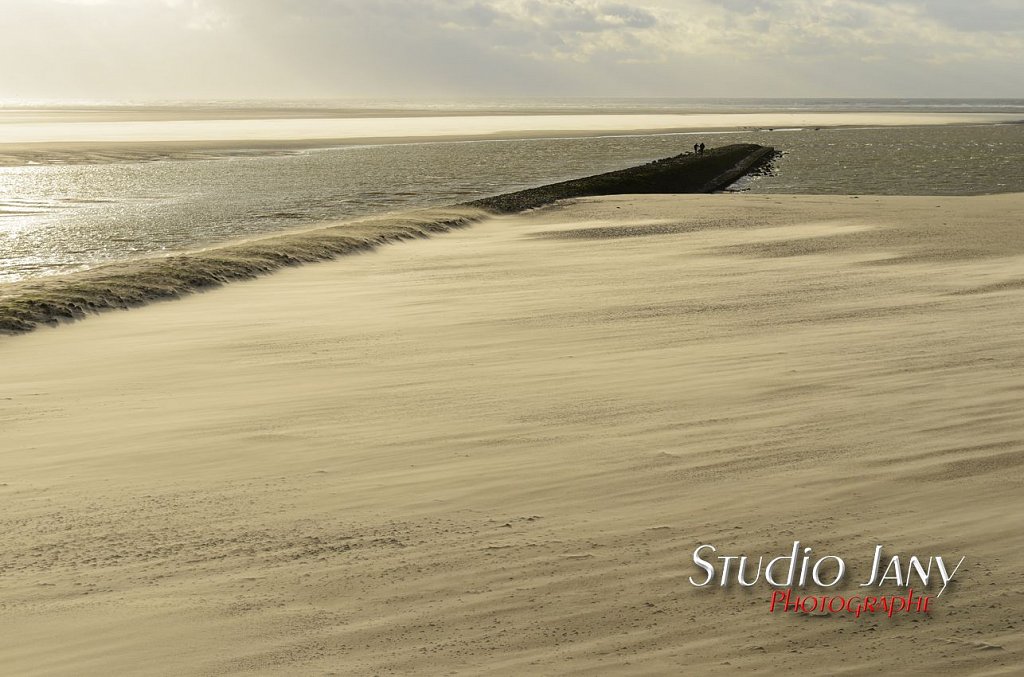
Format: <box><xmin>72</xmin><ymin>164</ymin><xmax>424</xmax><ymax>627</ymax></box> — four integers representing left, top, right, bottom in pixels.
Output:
<box><xmin>0</xmin><ymin>111</ymin><xmax>1019</xmax><ymax>149</ymax></box>
<box><xmin>1</xmin><ymin>193</ymin><xmax>1022</xmax><ymax>675</ymax></box>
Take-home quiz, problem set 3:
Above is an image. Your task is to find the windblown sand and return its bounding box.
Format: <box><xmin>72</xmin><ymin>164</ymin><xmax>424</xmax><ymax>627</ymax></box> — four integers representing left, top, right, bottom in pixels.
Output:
<box><xmin>1</xmin><ymin>193</ymin><xmax>1022</xmax><ymax>675</ymax></box>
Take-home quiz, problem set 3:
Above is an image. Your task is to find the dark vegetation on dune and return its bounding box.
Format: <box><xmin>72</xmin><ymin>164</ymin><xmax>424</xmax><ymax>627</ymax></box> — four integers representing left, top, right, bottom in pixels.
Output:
<box><xmin>0</xmin><ymin>144</ymin><xmax>775</xmax><ymax>335</ymax></box>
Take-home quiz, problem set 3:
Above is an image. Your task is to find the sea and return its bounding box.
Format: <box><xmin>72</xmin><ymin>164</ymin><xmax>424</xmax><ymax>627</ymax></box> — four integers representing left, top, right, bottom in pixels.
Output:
<box><xmin>1</xmin><ymin>98</ymin><xmax>1023</xmax><ymax>285</ymax></box>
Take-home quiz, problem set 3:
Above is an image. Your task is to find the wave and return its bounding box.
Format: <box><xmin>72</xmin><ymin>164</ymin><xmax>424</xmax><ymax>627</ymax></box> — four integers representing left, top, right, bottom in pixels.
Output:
<box><xmin>0</xmin><ymin>207</ymin><xmax>486</xmax><ymax>335</ymax></box>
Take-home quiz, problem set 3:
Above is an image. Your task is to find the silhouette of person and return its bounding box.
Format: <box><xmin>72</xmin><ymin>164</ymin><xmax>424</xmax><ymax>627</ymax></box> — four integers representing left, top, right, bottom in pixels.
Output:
<box><xmin>699</xmin><ymin>142</ymin><xmax>706</xmax><ymax>155</ymax></box>
<box><xmin>694</xmin><ymin>143</ymin><xmax>699</xmax><ymax>154</ymax></box>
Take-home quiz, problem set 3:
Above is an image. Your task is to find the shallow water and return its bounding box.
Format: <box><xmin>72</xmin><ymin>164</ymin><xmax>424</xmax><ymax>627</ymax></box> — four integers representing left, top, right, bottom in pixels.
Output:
<box><xmin>0</xmin><ymin>118</ymin><xmax>1022</xmax><ymax>283</ymax></box>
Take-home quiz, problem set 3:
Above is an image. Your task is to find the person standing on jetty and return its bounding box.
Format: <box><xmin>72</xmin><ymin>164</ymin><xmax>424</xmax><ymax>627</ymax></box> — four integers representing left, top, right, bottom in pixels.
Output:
<box><xmin>699</xmin><ymin>142</ymin><xmax>706</xmax><ymax>155</ymax></box>
<box><xmin>694</xmin><ymin>143</ymin><xmax>700</xmax><ymax>154</ymax></box>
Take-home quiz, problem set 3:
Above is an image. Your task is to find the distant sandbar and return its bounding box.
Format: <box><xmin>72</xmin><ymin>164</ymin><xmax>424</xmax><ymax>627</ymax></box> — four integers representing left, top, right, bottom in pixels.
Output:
<box><xmin>0</xmin><ymin>111</ymin><xmax>1018</xmax><ymax>167</ymax></box>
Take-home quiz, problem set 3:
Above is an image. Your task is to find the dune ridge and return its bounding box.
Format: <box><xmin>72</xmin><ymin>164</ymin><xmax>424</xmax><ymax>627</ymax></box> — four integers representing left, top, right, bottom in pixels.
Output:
<box><xmin>0</xmin><ymin>208</ymin><xmax>485</xmax><ymax>335</ymax></box>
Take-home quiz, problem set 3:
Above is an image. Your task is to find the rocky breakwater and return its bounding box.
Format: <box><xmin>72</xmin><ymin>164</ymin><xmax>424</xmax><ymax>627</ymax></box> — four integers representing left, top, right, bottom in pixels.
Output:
<box><xmin>463</xmin><ymin>143</ymin><xmax>777</xmax><ymax>214</ymax></box>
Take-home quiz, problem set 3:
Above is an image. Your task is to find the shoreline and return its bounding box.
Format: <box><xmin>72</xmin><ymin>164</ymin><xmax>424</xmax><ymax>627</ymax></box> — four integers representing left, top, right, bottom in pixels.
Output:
<box><xmin>0</xmin><ymin>146</ymin><xmax>774</xmax><ymax>335</ymax></box>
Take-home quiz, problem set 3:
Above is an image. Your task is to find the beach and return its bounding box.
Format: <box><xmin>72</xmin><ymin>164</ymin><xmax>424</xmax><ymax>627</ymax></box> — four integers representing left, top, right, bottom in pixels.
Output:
<box><xmin>2</xmin><ymin>192</ymin><xmax>1022</xmax><ymax>675</ymax></box>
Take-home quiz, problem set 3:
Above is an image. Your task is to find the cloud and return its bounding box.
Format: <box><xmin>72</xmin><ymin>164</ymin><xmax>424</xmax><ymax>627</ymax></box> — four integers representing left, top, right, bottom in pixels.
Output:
<box><xmin>334</xmin><ymin>0</ymin><xmax>1024</xmax><ymax>68</ymax></box>
<box><xmin>0</xmin><ymin>0</ymin><xmax>1021</xmax><ymax>100</ymax></box>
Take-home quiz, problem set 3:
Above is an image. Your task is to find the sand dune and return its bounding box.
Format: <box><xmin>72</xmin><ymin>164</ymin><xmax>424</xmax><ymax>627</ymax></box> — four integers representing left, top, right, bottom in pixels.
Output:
<box><xmin>1</xmin><ymin>193</ymin><xmax>1022</xmax><ymax>675</ymax></box>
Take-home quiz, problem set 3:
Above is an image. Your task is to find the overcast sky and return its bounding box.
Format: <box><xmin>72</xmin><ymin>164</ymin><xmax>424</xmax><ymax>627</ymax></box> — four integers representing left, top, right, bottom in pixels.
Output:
<box><xmin>2</xmin><ymin>0</ymin><xmax>1022</xmax><ymax>102</ymax></box>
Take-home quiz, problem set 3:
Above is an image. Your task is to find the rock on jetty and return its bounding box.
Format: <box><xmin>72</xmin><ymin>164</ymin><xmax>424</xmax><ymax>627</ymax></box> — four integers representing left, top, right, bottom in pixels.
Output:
<box><xmin>464</xmin><ymin>144</ymin><xmax>776</xmax><ymax>214</ymax></box>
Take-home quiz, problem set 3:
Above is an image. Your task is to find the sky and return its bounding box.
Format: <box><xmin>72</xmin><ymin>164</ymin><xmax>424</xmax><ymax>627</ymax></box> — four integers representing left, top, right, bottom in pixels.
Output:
<box><xmin>1</xmin><ymin>0</ymin><xmax>1022</xmax><ymax>102</ymax></box>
